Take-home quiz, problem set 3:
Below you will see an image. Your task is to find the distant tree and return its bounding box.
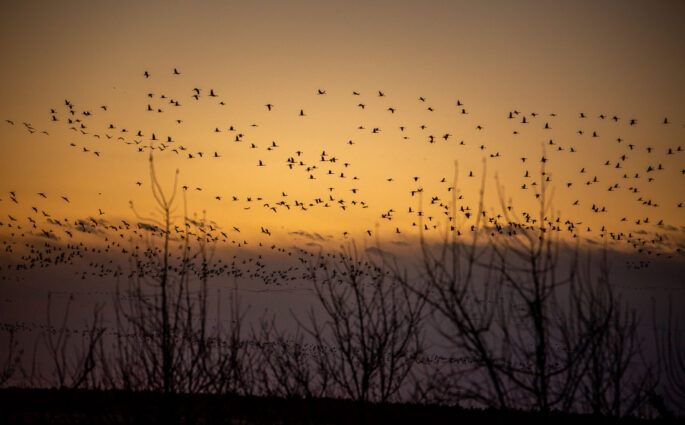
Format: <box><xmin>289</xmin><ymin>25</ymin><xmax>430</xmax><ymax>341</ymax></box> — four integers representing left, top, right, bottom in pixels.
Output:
<box><xmin>0</xmin><ymin>329</ymin><xmax>22</xmax><ymax>387</ymax></box>
<box><xmin>102</xmin><ymin>152</ymin><xmax>252</xmax><ymax>396</ymax></box>
<box><xmin>254</xmin><ymin>315</ymin><xmax>331</xmax><ymax>399</ymax></box>
<box><xmin>577</xmin><ymin>251</ymin><xmax>657</xmax><ymax>416</ymax></box>
<box><xmin>42</xmin><ymin>292</ymin><xmax>105</xmax><ymax>389</ymax></box>
<box><xmin>407</xmin><ymin>159</ymin><xmax>656</xmax><ymax>415</ymax></box>
<box><xmin>298</xmin><ymin>243</ymin><xmax>426</xmax><ymax>407</ymax></box>
<box><xmin>654</xmin><ymin>300</ymin><xmax>684</xmax><ymax>417</ymax></box>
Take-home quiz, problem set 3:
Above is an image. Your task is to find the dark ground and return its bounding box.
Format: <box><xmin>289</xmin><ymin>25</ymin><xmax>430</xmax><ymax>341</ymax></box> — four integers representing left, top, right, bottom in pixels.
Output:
<box><xmin>0</xmin><ymin>388</ymin><xmax>680</xmax><ymax>425</ymax></box>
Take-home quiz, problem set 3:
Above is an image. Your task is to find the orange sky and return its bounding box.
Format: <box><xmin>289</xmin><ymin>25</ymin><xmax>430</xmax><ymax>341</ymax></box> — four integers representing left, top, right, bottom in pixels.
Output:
<box><xmin>1</xmin><ymin>0</ymin><xmax>684</xmax><ymax>255</ymax></box>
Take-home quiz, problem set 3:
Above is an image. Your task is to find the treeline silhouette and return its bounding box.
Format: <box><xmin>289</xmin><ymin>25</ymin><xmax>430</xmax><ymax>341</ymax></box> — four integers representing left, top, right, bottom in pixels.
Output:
<box><xmin>1</xmin><ymin>156</ymin><xmax>682</xmax><ymax>423</ymax></box>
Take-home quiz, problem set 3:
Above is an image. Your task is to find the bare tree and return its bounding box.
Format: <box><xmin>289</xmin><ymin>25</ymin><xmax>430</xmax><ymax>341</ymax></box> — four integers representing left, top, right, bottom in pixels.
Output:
<box><xmin>203</xmin><ymin>282</ymin><xmax>256</xmax><ymax>396</ymax></box>
<box><xmin>653</xmin><ymin>300</ymin><xmax>684</xmax><ymax>417</ymax></box>
<box><xmin>407</xmin><ymin>158</ymin><xmax>656</xmax><ymax>415</ymax></box>
<box><xmin>0</xmin><ymin>329</ymin><xmax>23</xmax><ymax>387</ymax></box>
<box><xmin>298</xmin><ymin>243</ymin><xmax>426</xmax><ymax>406</ymax></box>
<box><xmin>42</xmin><ymin>292</ymin><xmax>105</xmax><ymax>389</ymax></box>
<box><xmin>577</xmin><ymin>250</ymin><xmax>657</xmax><ymax>416</ymax></box>
<box><xmin>254</xmin><ymin>315</ymin><xmax>330</xmax><ymax>399</ymax></box>
<box><xmin>103</xmin><ymin>152</ymin><xmax>253</xmax><ymax>396</ymax></box>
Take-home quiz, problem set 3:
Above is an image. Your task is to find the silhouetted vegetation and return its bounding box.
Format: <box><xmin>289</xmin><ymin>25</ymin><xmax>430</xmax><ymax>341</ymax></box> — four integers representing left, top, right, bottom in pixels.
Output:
<box><xmin>1</xmin><ymin>156</ymin><xmax>681</xmax><ymax>423</ymax></box>
<box><xmin>402</xmin><ymin>162</ymin><xmax>660</xmax><ymax>417</ymax></box>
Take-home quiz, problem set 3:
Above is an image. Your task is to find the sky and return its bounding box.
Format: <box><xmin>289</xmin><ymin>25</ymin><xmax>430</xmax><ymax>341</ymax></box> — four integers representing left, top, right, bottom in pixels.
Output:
<box><xmin>1</xmin><ymin>0</ymin><xmax>683</xmax><ymax>246</ymax></box>
<box><xmin>1</xmin><ymin>1</ymin><xmax>684</xmax><ymax>392</ymax></box>
<box><xmin>0</xmin><ymin>0</ymin><xmax>684</xmax><ymax>301</ymax></box>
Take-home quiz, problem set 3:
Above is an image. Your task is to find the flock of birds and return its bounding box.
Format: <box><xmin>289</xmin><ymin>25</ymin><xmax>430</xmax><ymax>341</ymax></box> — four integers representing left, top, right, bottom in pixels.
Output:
<box><xmin>1</xmin><ymin>67</ymin><xmax>684</xmax><ymax>288</ymax></box>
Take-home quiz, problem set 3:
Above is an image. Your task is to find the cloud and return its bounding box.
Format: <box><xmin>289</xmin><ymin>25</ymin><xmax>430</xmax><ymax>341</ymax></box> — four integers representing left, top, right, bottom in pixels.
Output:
<box><xmin>289</xmin><ymin>230</ymin><xmax>326</xmax><ymax>241</ymax></box>
<box><xmin>365</xmin><ymin>246</ymin><xmax>395</xmax><ymax>258</ymax></box>
<box><xmin>43</xmin><ymin>217</ymin><xmax>108</xmax><ymax>235</ymax></box>
<box><xmin>73</xmin><ymin>217</ymin><xmax>107</xmax><ymax>235</ymax></box>
<box><xmin>34</xmin><ymin>230</ymin><xmax>59</xmax><ymax>241</ymax></box>
<box><xmin>137</xmin><ymin>222</ymin><xmax>161</xmax><ymax>232</ymax></box>
<box><xmin>186</xmin><ymin>218</ymin><xmax>202</xmax><ymax>227</ymax></box>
